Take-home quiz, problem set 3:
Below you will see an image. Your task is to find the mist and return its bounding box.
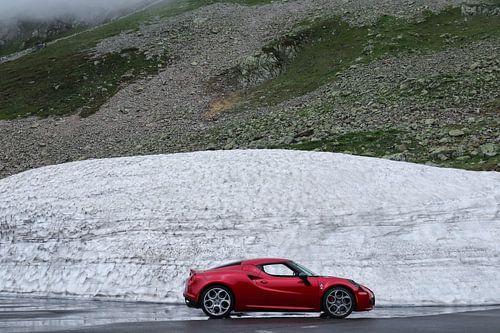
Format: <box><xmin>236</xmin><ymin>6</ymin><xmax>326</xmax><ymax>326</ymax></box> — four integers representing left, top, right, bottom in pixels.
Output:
<box><xmin>0</xmin><ymin>0</ymin><xmax>159</xmax><ymax>23</ymax></box>
<box><xmin>0</xmin><ymin>0</ymin><xmax>162</xmax><ymax>42</ymax></box>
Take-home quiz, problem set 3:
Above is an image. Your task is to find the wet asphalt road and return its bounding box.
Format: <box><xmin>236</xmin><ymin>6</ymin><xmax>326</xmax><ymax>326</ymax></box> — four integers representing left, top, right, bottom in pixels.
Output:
<box><xmin>1</xmin><ymin>296</ymin><xmax>500</xmax><ymax>333</ymax></box>
<box><xmin>34</xmin><ymin>309</ymin><xmax>500</xmax><ymax>333</ymax></box>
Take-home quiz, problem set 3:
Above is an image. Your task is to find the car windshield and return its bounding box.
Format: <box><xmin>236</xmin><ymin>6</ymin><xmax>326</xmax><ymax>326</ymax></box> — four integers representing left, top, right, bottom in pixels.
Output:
<box><xmin>288</xmin><ymin>261</ymin><xmax>318</xmax><ymax>277</ymax></box>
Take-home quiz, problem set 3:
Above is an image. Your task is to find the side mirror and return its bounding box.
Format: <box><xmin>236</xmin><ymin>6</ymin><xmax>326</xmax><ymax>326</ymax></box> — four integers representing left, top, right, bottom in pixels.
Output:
<box><xmin>298</xmin><ymin>272</ymin><xmax>311</xmax><ymax>285</ymax></box>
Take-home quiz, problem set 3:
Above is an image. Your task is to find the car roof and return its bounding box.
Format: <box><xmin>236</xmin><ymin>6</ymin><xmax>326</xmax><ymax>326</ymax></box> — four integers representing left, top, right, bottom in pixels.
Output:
<box><xmin>242</xmin><ymin>258</ymin><xmax>290</xmax><ymax>266</ymax></box>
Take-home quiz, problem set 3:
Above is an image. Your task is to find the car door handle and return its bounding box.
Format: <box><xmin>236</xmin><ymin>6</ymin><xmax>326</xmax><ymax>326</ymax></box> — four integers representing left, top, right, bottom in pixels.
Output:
<box><xmin>259</xmin><ymin>280</ymin><xmax>268</xmax><ymax>284</ymax></box>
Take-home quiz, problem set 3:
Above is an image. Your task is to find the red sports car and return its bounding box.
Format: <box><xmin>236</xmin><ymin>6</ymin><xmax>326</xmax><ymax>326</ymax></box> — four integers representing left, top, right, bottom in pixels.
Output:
<box><xmin>183</xmin><ymin>258</ymin><xmax>375</xmax><ymax>319</ymax></box>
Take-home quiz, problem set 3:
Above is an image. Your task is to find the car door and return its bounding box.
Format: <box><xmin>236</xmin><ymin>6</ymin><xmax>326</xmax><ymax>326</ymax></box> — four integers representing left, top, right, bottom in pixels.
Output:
<box><xmin>251</xmin><ymin>263</ymin><xmax>318</xmax><ymax>310</ymax></box>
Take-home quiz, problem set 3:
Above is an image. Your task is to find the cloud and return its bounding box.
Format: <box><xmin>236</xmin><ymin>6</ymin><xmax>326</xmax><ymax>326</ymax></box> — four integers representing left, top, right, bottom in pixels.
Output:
<box><xmin>0</xmin><ymin>0</ymin><xmax>158</xmax><ymax>24</ymax></box>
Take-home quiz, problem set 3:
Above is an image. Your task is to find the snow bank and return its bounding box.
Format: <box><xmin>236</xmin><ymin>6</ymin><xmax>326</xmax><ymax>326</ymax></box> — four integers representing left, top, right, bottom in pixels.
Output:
<box><xmin>0</xmin><ymin>150</ymin><xmax>499</xmax><ymax>306</ymax></box>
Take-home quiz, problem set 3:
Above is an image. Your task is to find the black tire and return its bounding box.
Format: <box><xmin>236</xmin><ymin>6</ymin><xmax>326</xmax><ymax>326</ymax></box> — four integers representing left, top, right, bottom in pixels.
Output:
<box><xmin>200</xmin><ymin>285</ymin><xmax>234</xmax><ymax>319</ymax></box>
<box><xmin>322</xmin><ymin>286</ymin><xmax>355</xmax><ymax>319</ymax></box>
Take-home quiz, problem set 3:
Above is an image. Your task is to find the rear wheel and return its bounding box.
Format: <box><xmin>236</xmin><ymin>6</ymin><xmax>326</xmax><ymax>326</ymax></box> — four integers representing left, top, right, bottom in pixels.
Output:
<box><xmin>200</xmin><ymin>285</ymin><xmax>233</xmax><ymax>319</ymax></box>
<box><xmin>322</xmin><ymin>286</ymin><xmax>355</xmax><ymax>319</ymax></box>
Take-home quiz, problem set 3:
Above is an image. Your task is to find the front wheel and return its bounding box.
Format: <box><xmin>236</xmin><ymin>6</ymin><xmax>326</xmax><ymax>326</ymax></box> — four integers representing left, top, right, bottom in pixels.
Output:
<box><xmin>200</xmin><ymin>285</ymin><xmax>234</xmax><ymax>319</ymax></box>
<box><xmin>322</xmin><ymin>286</ymin><xmax>355</xmax><ymax>319</ymax></box>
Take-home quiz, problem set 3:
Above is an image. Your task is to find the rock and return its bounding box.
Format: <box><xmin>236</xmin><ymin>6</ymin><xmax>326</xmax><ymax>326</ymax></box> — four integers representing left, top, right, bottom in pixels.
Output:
<box><xmin>395</xmin><ymin>144</ymin><xmax>407</xmax><ymax>152</ymax></box>
<box><xmin>437</xmin><ymin>154</ymin><xmax>449</xmax><ymax>161</ymax></box>
<box><xmin>294</xmin><ymin>129</ymin><xmax>314</xmax><ymax>138</ymax></box>
<box><xmin>362</xmin><ymin>44</ymin><xmax>374</xmax><ymax>54</ymax></box>
<box><xmin>193</xmin><ymin>17</ymin><xmax>208</xmax><ymax>26</ymax></box>
<box><xmin>223</xmin><ymin>142</ymin><xmax>236</xmax><ymax>150</ymax></box>
<box><xmin>479</xmin><ymin>143</ymin><xmax>498</xmax><ymax>157</ymax></box>
<box><xmin>419</xmin><ymin>139</ymin><xmax>429</xmax><ymax>146</ymax></box>
<box><xmin>206</xmin><ymin>143</ymin><xmax>218</xmax><ymax>151</ymax></box>
<box><xmin>461</xmin><ymin>4</ymin><xmax>500</xmax><ymax>17</ymax></box>
<box><xmin>470</xmin><ymin>62</ymin><xmax>481</xmax><ymax>70</ymax></box>
<box><xmin>430</xmin><ymin>146</ymin><xmax>451</xmax><ymax>157</ymax></box>
<box><xmin>386</xmin><ymin>153</ymin><xmax>406</xmax><ymax>161</ymax></box>
<box><xmin>448</xmin><ymin>129</ymin><xmax>465</xmax><ymax>137</ymax></box>
<box><xmin>121</xmin><ymin>73</ymin><xmax>135</xmax><ymax>80</ymax></box>
<box><xmin>281</xmin><ymin>136</ymin><xmax>295</xmax><ymax>145</ymax></box>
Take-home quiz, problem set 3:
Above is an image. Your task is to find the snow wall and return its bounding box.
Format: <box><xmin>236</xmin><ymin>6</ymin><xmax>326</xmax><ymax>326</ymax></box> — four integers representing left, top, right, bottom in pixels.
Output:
<box><xmin>0</xmin><ymin>150</ymin><xmax>499</xmax><ymax>306</ymax></box>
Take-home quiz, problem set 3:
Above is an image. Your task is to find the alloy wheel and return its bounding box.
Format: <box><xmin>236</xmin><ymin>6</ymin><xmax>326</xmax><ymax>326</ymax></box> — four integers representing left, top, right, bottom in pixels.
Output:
<box><xmin>202</xmin><ymin>286</ymin><xmax>232</xmax><ymax>318</ymax></box>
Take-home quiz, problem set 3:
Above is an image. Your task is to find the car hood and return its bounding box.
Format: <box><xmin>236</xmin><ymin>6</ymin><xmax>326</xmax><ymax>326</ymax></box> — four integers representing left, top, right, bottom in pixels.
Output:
<box><xmin>313</xmin><ymin>276</ymin><xmax>357</xmax><ymax>285</ymax></box>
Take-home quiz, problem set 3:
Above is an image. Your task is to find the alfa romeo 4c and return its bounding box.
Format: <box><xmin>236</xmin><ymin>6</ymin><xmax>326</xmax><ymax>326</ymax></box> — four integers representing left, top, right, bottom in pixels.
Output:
<box><xmin>183</xmin><ymin>258</ymin><xmax>375</xmax><ymax>319</ymax></box>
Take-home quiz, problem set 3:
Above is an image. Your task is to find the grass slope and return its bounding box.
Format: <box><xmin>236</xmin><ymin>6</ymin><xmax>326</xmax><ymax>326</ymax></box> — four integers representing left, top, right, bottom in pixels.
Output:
<box><xmin>0</xmin><ymin>0</ymin><xmax>273</xmax><ymax>120</ymax></box>
<box><xmin>240</xmin><ymin>7</ymin><xmax>500</xmax><ymax>106</ymax></box>
<box><xmin>205</xmin><ymin>7</ymin><xmax>499</xmax><ymax>171</ymax></box>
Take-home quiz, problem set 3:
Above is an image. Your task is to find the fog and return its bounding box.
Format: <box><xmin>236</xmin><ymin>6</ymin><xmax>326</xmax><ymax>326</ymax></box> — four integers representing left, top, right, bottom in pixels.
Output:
<box><xmin>0</xmin><ymin>0</ymin><xmax>162</xmax><ymax>41</ymax></box>
<box><xmin>0</xmin><ymin>0</ymin><xmax>159</xmax><ymax>25</ymax></box>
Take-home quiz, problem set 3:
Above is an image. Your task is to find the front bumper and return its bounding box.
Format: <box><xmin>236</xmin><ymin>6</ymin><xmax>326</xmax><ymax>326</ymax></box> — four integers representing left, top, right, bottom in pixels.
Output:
<box><xmin>355</xmin><ymin>286</ymin><xmax>375</xmax><ymax>311</ymax></box>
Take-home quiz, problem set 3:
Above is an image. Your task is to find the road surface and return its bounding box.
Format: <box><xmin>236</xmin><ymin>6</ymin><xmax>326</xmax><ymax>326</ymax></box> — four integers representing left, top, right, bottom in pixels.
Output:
<box><xmin>58</xmin><ymin>309</ymin><xmax>500</xmax><ymax>333</ymax></box>
<box><xmin>1</xmin><ymin>297</ymin><xmax>499</xmax><ymax>333</ymax></box>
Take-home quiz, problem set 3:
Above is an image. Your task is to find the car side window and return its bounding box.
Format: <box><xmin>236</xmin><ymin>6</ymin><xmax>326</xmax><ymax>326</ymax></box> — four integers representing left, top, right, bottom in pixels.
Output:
<box><xmin>261</xmin><ymin>263</ymin><xmax>296</xmax><ymax>277</ymax></box>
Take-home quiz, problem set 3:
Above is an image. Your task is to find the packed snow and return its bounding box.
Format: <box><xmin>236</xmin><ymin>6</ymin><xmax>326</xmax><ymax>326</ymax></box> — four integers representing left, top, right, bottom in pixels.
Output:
<box><xmin>0</xmin><ymin>150</ymin><xmax>499</xmax><ymax>306</ymax></box>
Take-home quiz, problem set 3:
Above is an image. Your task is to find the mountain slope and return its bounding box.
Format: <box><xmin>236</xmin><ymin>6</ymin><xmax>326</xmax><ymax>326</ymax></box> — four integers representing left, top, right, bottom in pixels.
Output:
<box><xmin>0</xmin><ymin>0</ymin><xmax>498</xmax><ymax>179</ymax></box>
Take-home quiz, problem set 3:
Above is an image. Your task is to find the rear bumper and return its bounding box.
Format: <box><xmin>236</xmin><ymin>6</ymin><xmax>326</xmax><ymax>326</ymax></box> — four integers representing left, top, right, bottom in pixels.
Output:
<box><xmin>184</xmin><ymin>297</ymin><xmax>199</xmax><ymax>308</ymax></box>
<box><xmin>183</xmin><ymin>291</ymin><xmax>199</xmax><ymax>308</ymax></box>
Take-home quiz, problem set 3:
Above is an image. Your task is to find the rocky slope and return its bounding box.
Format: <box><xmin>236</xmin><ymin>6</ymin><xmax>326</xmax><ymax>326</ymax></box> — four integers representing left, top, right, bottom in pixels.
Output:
<box><xmin>0</xmin><ymin>0</ymin><xmax>498</xmax><ymax>178</ymax></box>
